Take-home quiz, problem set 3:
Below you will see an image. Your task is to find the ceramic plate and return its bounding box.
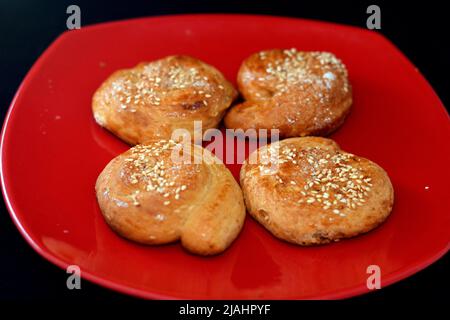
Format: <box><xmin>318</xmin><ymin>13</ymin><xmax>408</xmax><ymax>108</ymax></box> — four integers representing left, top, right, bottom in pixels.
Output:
<box><xmin>1</xmin><ymin>14</ymin><xmax>449</xmax><ymax>299</ymax></box>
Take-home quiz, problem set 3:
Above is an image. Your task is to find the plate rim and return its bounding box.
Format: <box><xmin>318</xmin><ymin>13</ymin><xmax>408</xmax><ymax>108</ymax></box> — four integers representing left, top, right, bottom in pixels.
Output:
<box><xmin>1</xmin><ymin>13</ymin><xmax>449</xmax><ymax>300</ymax></box>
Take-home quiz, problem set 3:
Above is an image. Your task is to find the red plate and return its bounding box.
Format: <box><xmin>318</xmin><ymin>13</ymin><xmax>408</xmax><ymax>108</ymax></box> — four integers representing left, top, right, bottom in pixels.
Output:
<box><xmin>1</xmin><ymin>14</ymin><xmax>449</xmax><ymax>299</ymax></box>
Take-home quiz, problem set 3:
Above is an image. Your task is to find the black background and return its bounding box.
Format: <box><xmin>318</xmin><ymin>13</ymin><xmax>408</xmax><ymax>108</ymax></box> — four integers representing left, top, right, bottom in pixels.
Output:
<box><xmin>0</xmin><ymin>0</ymin><xmax>448</xmax><ymax>304</ymax></box>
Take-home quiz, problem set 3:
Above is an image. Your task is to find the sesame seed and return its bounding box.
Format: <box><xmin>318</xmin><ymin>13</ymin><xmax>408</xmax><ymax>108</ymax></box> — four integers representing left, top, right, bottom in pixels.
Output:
<box><xmin>271</xmin><ymin>145</ymin><xmax>373</xmax><ymax>218</ymax></box>
<box><xmin>124</xmin><ymin>141</ymin><xmax>192</xmax><ymax>204</ymax></box>
<box><xmin>260</xmin><ymin>49</ymin><xmax>347</xmax><ymax>96</ymax></box>
<box><xmin>111</xmin><ymin>59</ymin><xmax>216</xmax><ymax>111</ymax></box>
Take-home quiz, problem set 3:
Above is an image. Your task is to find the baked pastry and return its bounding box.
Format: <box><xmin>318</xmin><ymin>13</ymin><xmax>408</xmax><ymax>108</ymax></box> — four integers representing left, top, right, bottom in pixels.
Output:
<box><xmin>95</xmin><ymin>140</ymin><xmax>246</xmax><ymax>255</ymax></box>
<box><xmin>93</xmin><ymin>55</ymin><xmax>237</xmax><ymax>145</ymax></box>
<box><xmin>240</xmin><ymin>137</ymin><xmax>394</xmax><ymax>245</ymax></box>
<box><xmin>224</xmin><ymin>49</ymin><xmax>352</xmax><ymax>138</ymax></box>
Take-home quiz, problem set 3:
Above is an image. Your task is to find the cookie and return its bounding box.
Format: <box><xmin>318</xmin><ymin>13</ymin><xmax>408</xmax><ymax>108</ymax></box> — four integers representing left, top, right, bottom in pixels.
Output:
<box><xmin>95</xmin><ymin>140</ymin><xmax>245</xmax><ymax>255</ymax></box>
<box><xmin>240</xmin><ymin>137</ymin><xmax>394</xmax><ymax>245</ymax></box>
<box><xmin>93</xmin><ymin>55</ymin><xmax>237</xmax><ymax>144</ymax></box>
<box><xmin>225</xmin><ymin>49</ymin><xmax>352</xmax><ymax>138</ymax></box>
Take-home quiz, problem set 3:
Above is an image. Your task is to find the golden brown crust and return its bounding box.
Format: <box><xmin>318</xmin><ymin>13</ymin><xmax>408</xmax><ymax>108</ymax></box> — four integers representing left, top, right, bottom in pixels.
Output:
<box><xmin>224</xmin><ymin>49</ymin><xmax>352</xmax><ymax>138</ymax></box>
<box><xmin>95</xmin><ymin>140</ymin><xmax>245</xmax><ymax>255</ymax></box>
<box><xmin>240</xmin><ymin>137</ymin><xmax>394</xmax><ymax>245</ymax></box>
<box><xmin>93</xmin><ymin>56</ymin><xmax>237</xmax><ymax>145</ymax></box>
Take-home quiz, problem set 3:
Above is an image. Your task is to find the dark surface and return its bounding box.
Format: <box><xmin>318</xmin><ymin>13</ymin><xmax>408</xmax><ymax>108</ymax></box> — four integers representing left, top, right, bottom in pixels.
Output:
<box><xmin>0</xmin><ymin>0</ymin><xmax>448</xmax><ymax>303</ymax></box>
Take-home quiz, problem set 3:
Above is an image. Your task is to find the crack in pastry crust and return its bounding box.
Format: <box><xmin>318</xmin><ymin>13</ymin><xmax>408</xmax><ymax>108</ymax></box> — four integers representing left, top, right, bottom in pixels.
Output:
<box><xmin>240</xmin><ymin>137</ymin><xmax>394</xmax><ymax>245</ymax></box>
<box><xmin>225</xmin><ymin>49</ymin><xmax>352</xmax><ymax>138</ymax></box>
<box><xmin>93</xmin><ymin>55</ymin><xmax>237</xmax><ymax>145</ymax></box>
<box><xmin>95</xmin><ymin>140</ymin><xmax>246</xmax><ymax>255</ymax></box>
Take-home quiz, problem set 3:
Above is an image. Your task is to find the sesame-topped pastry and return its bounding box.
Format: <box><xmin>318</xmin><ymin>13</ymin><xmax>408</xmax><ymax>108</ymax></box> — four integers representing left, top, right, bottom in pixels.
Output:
<box><xmin>95</xmin><ymin>140</ymin><xmax>245</xmax><ymax>255</ymax></box>
<box><xmin>240</xmin><ymin>137</ymin><xmax>394</xmax><ymax>245</ymax></box>
<box><xmin>224</xmin><ymin>49</ymin><xmax>352</xmax><ymax>138</ymax></box>
<box><xmin>93</xmin><ymin>55</ymin><xmax>237</xmax><ymax>145</ymax></box>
